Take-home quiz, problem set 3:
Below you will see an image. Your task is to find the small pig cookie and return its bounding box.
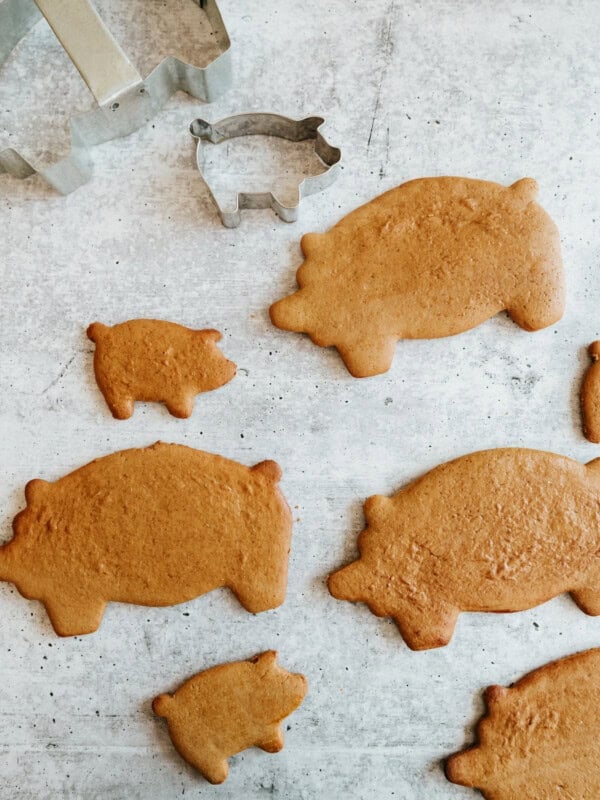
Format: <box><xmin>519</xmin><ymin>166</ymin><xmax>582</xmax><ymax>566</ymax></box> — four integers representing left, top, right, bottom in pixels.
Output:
<box><xmin>446</xmin><ymin>648</ymin><xmax>600</xmax><ymax>799</ymax></box>
<box><xmin>270</xmin><ymin>177</ymin><xmax>564</xmax><ymax>377</ymax></box>
<box><xmin>1</xmin><ymin>443</ymin><xmax>291</xmax><ymax>636</ymax></box>
<box><xmin>581</xmin><ymin>341</ymin><xmax>600</xmax><ymax>442</ymax></box>
<box><xmin>153</xmin><ymin>651</ymin><xmax>307</xmax><ymax>784</ymax></box>
<box><xmin>87</xmin><ymin>319</ymin><xmax>236</xmax><ymax>419</ymax></box>
<box><xmin>328</xmin><ymin>448</ymin><xmax>600</xmax><ymax>650</ymax></box>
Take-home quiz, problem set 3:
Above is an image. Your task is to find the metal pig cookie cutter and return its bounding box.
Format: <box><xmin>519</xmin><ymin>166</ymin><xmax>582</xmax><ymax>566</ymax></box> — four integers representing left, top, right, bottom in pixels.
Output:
<box><xmin>0</xmin><ymin>0</ymin><xmax>232</xmax><ymax>194</ymax></box>
<box><xmin>190</xmin><ymin>114</ymin><xmax>342</xmax><ymax>228</ymax></box>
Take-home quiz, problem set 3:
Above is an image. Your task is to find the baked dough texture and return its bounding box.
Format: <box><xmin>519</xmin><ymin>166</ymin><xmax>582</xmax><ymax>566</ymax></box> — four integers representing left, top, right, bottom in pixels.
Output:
<box><xmin>329</xmin><ymin>448</ymin><xmax>600</xmax><ymax>649</ymax></box>
<box><xmin>581</xmin><ymin>341</ymin><xmax>600</xmax><ymax>442</ymax></box>
<box><xmin>153</xmin><ymin>651</ymin><xmax>307</xmax><ymax>784</ymax></box>
<box><xmin>87</xmin><ymin>319</ymin><xmax>236</xmax><ymax>419</ymax></box>
<box><xmin>1</xmin><ymin>443</ymin><xmax>291</xmax><ymax>636</ymax></box>
<box><xmin>446</xmin><ymin>648</ymin><xmax>600</xmax><ymax>799</ymax></box>
<box><xmin>270</xmin><ymin>177</ymin><xmax>564</xmax><ymax>377</ymax></box>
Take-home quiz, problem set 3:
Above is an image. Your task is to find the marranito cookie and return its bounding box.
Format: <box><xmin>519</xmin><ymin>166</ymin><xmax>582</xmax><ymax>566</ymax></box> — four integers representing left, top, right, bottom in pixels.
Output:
<box><xmin>87</xmin><ymin>319</ymin><xmax>236</xmax><ymax>419</ymax></box>
<box><xmin>1</xmin><ymin>443</ymin><xmax>291</xmax><ymax>635</ymax></box>
<box><xmin>153</xmin><ymin>651</ymin><xmax>307</xmax><ymax>784</ymax></box>
<box><xmin>581</xmin><ymin>341</ymin><xmax>600</xmax><ymax>442</ymax></box>
<box><xmin>329</xmin><ymin>448</ymin><xmax>600</xmax><ymax>649</ymax></box>
<box><xmin>270</xmin><ymin>177</ymin><xmax>564</xmax><ymax>377</ymax></box>
<box><xmin>446</xmin><ymin>648</ymin><xmax>600</xmax><ymax>799</ymax></box>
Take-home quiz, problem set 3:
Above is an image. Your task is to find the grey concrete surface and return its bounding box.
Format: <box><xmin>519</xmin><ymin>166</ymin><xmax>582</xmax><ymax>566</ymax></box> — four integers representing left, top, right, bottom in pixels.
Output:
<box><xmin>1</xmin><ymin>0</ymin><xmax>600</xmax><ymax>797</ymax></box>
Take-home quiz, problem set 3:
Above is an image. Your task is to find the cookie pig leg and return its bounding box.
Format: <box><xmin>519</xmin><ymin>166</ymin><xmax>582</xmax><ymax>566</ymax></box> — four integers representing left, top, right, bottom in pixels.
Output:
<box><xmin>337</xmin><ymin>338</ymin><xmax>397</xmax><ymax>378</ymax></box>
<box><xmin>165</xmin><ymin>395</ymin><xmax>194</xmax><ymax>419</ymax></box>
<box><xmin>571</xmin><ymin>587</ymin><xmax>600</xmax><ymax>616</ymax></box>
<box><xmin>103</xmin><ymin>391</ymin><xmax>134</xmax><ymax>420</ymax></box>
<box><xmin>507</xmin><ymin>278</ymin><xmax>565</xmax><ymax>332</ymax></box>
<box><xmin>392</xmin><ymin>602</ymin><xmax>459</xmax><ymax>651</ymax></box>
<box><xmin>258</xmin><ymin>725</ymin><xmax>284</xmax><ymax>753</ymax></box>
<box><xmin>43</xmin><ymin>595</ymin><xmax>106</xmax><ymax>636</ymax></box>
<box><xmin>232</xmin><ymin>575</ymin><xmax>286</xmax><ymax>614</ymax></box>
<box><xmin>188</xmin><ymin>755</ymin><xmax>229</xmax><ymax>785</ymax></box>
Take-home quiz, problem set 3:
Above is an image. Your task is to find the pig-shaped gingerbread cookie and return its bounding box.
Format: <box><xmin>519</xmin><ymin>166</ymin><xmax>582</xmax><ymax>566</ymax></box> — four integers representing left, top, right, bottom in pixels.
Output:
<box><xmin>0</xmin><ymin>443</ymin><xmax>291</xmax><ymax>636</ymax></box>
<box><xmin>581</xmin><ymin>341</ymin><xmax>600</xmax><ymax>442</ymax></box>
<box><xmin>329</xmin><ymin>448</ymin><xmax>600</xmax><ymax>650</ymax></box>
<box><xmin>153</xmin><ymin>651</ymin><xmax>307</xmax><ymax>784</ymax></box>
<box><xmin>446</xmin><ymin>648</ymin><xmax>600</xmax><ymax>799</ymax></box>
<box><xmin>87</xmin><ymin>319</ymin><xmax>236</xmax><ymax>419</ymax></box>
<box><xmin>270</xmin><ymin>177</ymin><xmax>564</xmax><ymax>377</ymax></box>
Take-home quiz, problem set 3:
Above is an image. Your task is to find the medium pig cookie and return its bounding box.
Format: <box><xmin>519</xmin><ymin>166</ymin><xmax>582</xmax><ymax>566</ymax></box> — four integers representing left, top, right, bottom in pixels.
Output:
<box><xmin>328</xmin><ymin>448</ymin><xmax>600</xmax><ymax>650</ymax></box>
<box><xmin>1</xmin><ymin>443</ymin><xmax>291</xmax><ymax>636</ymax></box>
<box><xmin>153</xmin><ymin>651</ymin><xmax>307</xmax><ymax>784</ymax></box>
<box><xmin>446</xmin><ymin>648</ymin><xmax>600</xmax><ymax>799</ymax></box>
<box><xmin>270</xmin><ymin>177</ymin><xmax>564</xmax><ymax>377</ymax></box>
<box><xmin>581</xmin><ymin>341</ymin><xmax>600</xmax><ymax>442</ymax></box>
<box><xmin>87</xmin><ymin>319</ymin><xmax>236</xmax><ymax>419</ymax></box>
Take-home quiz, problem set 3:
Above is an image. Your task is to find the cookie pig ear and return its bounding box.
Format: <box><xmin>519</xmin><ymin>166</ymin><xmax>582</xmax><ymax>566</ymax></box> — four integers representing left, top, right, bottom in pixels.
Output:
<box><xmin>589</xmin><ymin>341</ymin><xmax>600</xmax><ymax>361</ymax></box>
<box><xmin>300</xmin><ymin>232</ymin><xmax>325</xmax><ymax>258</ymax></box>
<box><xmin>152</xmin><ymin>694</ymin><xmax>173</xmax><ymax>718</ymax></box>
<box><xmin>199</xmin><ymin>329</ymin><xmax>222</xmax><ymax>343</ymax></box>
<box><xmin>364</xmin><ymin>494</ymin><xmax>391</xmax><ymax>523</ymax></box>
<box><xmin>25</xmin><ymin>479</ymin><xmax>50</xmax><ymax>504</ymax></box>
<box><xmin>254</xmin><ymin>650</ymin><xmax>278</xmax><ymax>667</ymax></box>
<box><xmin>484</xmin><ymin>684</ymin><xmax>509</xmax><ymax>708</ymax></box>
<box><xmin>87</xmin><ymin>322</ymin><xmax>109</xmax><ymax>342</ymax></box>
<box><xmin>252</xmin><ymin>460</ymin><xmax>282</xmax><ymax>483</ymax></box>
<box><xmin>510</xmin><ymin>177</ymin><xmax>538</xmax><ymax>205</ymax></box>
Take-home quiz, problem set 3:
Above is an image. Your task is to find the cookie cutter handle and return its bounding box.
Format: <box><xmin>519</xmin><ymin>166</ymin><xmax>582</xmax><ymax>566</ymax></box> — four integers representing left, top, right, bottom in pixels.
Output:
<box><xmin>33</xmin><ymin>0</ymin><xmax>143</xmax><ymax>107</ymax></box>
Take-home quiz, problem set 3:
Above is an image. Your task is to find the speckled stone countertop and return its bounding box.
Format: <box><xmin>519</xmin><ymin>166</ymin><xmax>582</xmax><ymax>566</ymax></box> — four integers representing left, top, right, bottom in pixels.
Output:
<box><xmin>1</xmin><ymin>1</ymin><xmax>599</xmax><ymax>797</ymax></box>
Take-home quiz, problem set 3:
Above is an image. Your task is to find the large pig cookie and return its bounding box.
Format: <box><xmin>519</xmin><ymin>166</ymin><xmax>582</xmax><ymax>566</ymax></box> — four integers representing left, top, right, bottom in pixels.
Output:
<box><xmin>153</xmin><ymin>651</ymin><xmax>307</xmax><ymax>784</ymax></box>
<box><xmin>446</xmin><ymin>648</ymin><xmax>600</xmax><ymax>799</ymax></box>
<box><xmin>1</xmin><ymin>443</ymin><xmax>291</xmax><ymax>636</ymax></box>
<box><xmin>328</xmin><ymin>448</ymin><xmax>600</xmax><ymax>650</ymax></box>
<box><xmin>270</xmin><ymin>177</ymin><xmax>564</xmax><ymax>377</ymax></box>
<box><xmin>87</xmin><ymin>319</ymin><xmax>236</xmax><ymax>419</ymax></box>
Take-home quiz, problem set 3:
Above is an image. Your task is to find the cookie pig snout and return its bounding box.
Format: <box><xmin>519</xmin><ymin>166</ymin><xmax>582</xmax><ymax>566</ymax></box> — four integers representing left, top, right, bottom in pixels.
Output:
<box><xmin>269</xmin><ymin>291</ymin><xmax>311</xmax><ymax>333</ymax></box>
<box><xmin>328</xmin><ymin>561</ymin><xmax>368</xmax><ymax>602</ymax></box>
<box><xmin>288</xmin><ymin>672</ymin><xmax>308</xmax><ymax>706</ymax></box>
<box><xmin>445</xmin><ymin>748</ymin><xmax>484</xmax><ymax>788</ymax></box>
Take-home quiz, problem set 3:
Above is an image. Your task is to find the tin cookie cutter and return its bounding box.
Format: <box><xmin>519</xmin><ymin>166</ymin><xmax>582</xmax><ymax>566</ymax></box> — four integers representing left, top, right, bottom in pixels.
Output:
<box><xmin>190</xmin><ymin>114</ymin><xmax>342</xmax><ymax>227</ymax></box>
<box><xmin>0</xmin><ymin>0</ymin><xmax>232</xmax><ymax>194</ymax></box>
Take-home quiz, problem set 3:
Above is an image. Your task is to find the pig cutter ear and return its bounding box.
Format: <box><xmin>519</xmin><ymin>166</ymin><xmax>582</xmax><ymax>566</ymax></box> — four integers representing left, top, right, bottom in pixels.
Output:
<box><xmin>509</xmin><ymin>177</ymin><xmax>538</xmax><ymax>206</ymax></box>
<box><xmin>86</xmin><ymin>322</ymin><xmax>109</xmax><ymax>342</ymax></box>
<box><xmin>252</xmin><ymin>460</ymin><xmax>282</xmax><ymax>482</ymax></box>
<box><xmin>198</xmin><ymin>329</ymin><xmax>222</xmax><ymax>343</ymax></box>
<box><xmin>25</xmin><ymin>479</ymin><xmax>50</xmax><ymax>504</ymax></box>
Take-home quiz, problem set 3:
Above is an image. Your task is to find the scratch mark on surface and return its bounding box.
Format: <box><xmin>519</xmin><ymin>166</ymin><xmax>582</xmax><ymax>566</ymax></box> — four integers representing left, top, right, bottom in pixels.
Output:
<box><xmin>367</xmin><ymin>0</ymin><xmax>396</xmax><ymax>152</ymax></box>
<box><xmin>40</xmin><ymin>354</ymin><xmax>76</xmax><ymax>395</ymax></box>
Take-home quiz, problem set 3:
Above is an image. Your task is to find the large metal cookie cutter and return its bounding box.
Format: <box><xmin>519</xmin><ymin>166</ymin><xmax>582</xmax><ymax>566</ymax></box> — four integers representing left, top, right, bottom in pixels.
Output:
<box><xmin>0</xmin><ymin>0</ymin><xmax>231</xmax><ymax>193</ymax></box>
<box><xmin>190</xmin><ymin>114</ymin><xmax>342</xmax><ymax>227</ymax></box>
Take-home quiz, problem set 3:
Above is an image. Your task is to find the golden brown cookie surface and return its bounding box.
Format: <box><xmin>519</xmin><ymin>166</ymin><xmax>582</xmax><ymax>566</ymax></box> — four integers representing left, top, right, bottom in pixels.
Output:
<box><xmin>581</xmin><ymin>341</ymin><xmax>600</xmax><ymax>442</ymax></box>
<box><xmin>1</xmin><ymin>443</ymin><xmax>291</xmax><ymax>636</ymax></box>
<box><xmin>153</xmin><ymin>651</ymin><xmax>307</xmax><ymax>784</ymax></box>
<box><xmin>446</xmin><ymin>648</ymin><xmax>600</xmax><ymax>800</ymax></box>
<box><xmin>329</xmin><ymin>448</ymin><xmax>600</xmax><ymax>650</ymax></box>
<box><xmin>270</xmin><ymin>177</ymin><xmax>564</xmax><ymax>377</ymax></box>
<box><xmin>87</xmin><ymin>319</ymin><xmax>236</xmax><ymax>419</ymax></box>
